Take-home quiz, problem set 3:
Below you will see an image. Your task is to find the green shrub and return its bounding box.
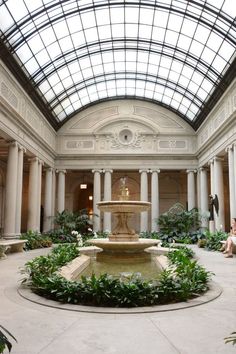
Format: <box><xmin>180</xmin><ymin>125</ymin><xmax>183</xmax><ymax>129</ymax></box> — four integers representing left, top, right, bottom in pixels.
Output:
<box><xmin>54</xmin><ymin>209</ymin><xmax>92</xmax><ymax>235</ymax></box>
<box><xmin>203</xmin><ymin>230</ymin><xmax>228</xmax><ymax>251</ymax></box>
<box><xmin>157</xmin><ymin>208</ymin><xmax>202</xmax><ymax>244</ymax></box>
<box><xmin>46</xmin><ymin>229</ymin><xmax>78</xmax><ymax>244</ymax></box>
<box><xmin>20</xmin><ymin>230</ymin><xmax>52</xmax><ymax>250</ymax></box>
<box><xmin>22</xmin><ymin>245</ymin><xmax>211</xmax><ymax>307</ymax></box>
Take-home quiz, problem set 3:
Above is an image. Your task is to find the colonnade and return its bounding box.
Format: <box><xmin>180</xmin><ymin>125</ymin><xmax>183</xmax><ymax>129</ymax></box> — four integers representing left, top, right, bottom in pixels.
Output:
<box><xmin>2</xmin><ymin>140</ymin><xmax>236</xmax><ymax>238</ymax></box>
<box><xmin>3</xmin><ymin>141</ymin><xmax>67</xmax><ymax>239</ymax></box>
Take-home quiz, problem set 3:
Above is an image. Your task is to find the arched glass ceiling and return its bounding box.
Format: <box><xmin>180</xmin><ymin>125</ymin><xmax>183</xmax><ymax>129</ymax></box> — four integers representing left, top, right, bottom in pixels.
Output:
<box><xmin>0</xmin><ymin>0</ymin><xmax>235</xmax><ymax>127</ymax></box>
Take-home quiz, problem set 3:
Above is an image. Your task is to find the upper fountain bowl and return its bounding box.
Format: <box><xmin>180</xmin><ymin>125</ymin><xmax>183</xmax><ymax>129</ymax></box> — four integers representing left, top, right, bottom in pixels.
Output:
<box><xmin>97</xmin><ymin>200</ymin><xmax>151</xmax><ymax>213</ymax></box>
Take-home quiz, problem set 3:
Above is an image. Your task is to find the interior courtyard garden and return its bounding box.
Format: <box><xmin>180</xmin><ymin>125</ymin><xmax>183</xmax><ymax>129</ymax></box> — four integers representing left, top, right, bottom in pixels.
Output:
<box><xmin>0</xmin><ymin>0</ymin><xmax>236</xmax><ymax>353</ymax></box>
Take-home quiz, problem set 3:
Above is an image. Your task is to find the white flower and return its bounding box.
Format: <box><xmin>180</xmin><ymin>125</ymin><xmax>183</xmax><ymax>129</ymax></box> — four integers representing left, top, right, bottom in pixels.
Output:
<box><xmin>88</xmin><ymin>228</ymin><xmax>93</xmax><ymax>232</ymax></box>
<box><xmin>76</xmin><ymin>233</ymin><xmax>83</xmax><ymax>247</ymax></box>
<box><xmin>71</xmin><ymin>230</ymin><xmax>79</xmax><ymax>236</ymax></box>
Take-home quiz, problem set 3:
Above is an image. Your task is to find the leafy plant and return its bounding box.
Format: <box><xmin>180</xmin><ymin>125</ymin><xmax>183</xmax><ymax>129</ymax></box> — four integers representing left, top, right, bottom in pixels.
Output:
<box><xmin>225</xmin><ymin>332</ymin><xmax>236</xmax><ymax>345</ymax></box>
<box><xmin>22</xmin><ymin>244</ymin><xmax>211</xmax><ymax>308</ymax></box>
<box><xmin>20</xmin><ymin>230</ymin><xmax>52</xmax><ymax>250</ymax></box>
<box><xmin>0</xmin><ymin>325</ymin><xmax>17</xmax><ymax>353</ymax></box>
<box><xmin>54</xmin><ymin>209</ymin><xmax>92</xmax><ymax>235</ymax></box>
<box><xmin>157</xmin><ymin>208</ymin><xmax>202</xmax><ymax>244</ymax></box>
<box><xmin>203</xmin><ymin>230</ymin><xmax>228</xmax><ymax>251</ymax></box>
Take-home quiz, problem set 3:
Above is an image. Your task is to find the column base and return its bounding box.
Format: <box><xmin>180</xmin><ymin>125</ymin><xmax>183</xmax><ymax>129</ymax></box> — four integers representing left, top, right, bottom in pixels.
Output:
<box><xmin>3</xmin><ymin>233</ymin><xmax>19</xmax><ymax>240</ymax></box>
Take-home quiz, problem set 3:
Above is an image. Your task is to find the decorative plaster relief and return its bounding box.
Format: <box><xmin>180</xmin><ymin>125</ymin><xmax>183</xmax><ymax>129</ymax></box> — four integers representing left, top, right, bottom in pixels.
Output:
<box><xmin>133</xmin><ymin>106</ymin><xmax>184</xmax><ymax>129</ymax></box>
<box><xmin>158</xmin><ymin>140</ymin><xmax>187</xmax><ymax>149</ymax></box>
<box><xmin>65</xmin><ymin>140</ymin><xmax>94</xmax><ymax>150</ymax></box>
<box><xmin>26</xmin><ymin>109</ymin><xmax>55</xmax><ymax>149</ymax></box>
<box><xmin>0</xmin><ymin>82</ymin><xmax>18</xmax><ymax>110</ymax></box>
<box><xmin>199</xmin><ymin>129</ymin><xmax>209</xmax><ymax>145</ymax></box>
<box><xmin>109</xmin><ymin>130</ymin><xmax>143</xmax><ymax>149</ymax></box>
<box><xmin>213</xmin><ymin>108</ymin><xmax>226</xmax><ymax>130</ymax></box>
<box><xmin>70</xmin><ymin>106</ymin><xmax>118</xmax><ymax>129</ymax></box>
<box><xmin>233</xmin><ymin>94</ymin><xmax>236</xmax><ymax>110</ymax></box>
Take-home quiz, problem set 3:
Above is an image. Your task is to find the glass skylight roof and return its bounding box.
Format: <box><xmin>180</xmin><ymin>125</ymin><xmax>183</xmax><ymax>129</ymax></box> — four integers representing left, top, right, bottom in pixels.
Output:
<box><xmin>0</xmin><ymin>0</ymin><xmax>235</xmax><ymax>127</ymax></box>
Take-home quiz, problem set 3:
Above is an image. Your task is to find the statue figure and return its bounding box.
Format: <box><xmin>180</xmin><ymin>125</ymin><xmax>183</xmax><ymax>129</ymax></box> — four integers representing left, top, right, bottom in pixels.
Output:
<box><xmin>209</xmin><ymin>194</ymin><xmax>219</xmax><ymax>221</ymax></box>
<box><xmin>119</xmin><ymin>177</ymin><xmax>129</xmax><ymax>201</ymax></box>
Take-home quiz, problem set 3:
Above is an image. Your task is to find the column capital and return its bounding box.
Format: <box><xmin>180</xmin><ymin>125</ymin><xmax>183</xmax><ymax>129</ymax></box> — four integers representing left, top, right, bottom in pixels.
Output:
<box><xmin>38</xmin><ymin>159</ymin><xmax>44</xmax><ymax>166</ymax></box>
<box><xmin>213</xmin><ymin>156</ymin><xmax>224</xmax><ymax>163</ymax></box>
<box><xmin>225</xmin><ymin>144</ymin><xmax>233</xmax><ymax>153</ymax></box>
<box><xmin>18</xmin><ymin>145</ymin><xmax>26</xmax><ymax>153</ymax></box>
<box><xmin>186</xmin><ymin>169</ymin><xmax>197</xmax><ymax>174</ymax></box>
<box><xmin>7</xmin><ymin>140</ymin><xmax>18</xmax><ymax>148</ymax></box>
<box><xmin>208</xmin><ymin>159</ymin><xmax>214</xmax><ymax>166</ymax></box>
<box><xmin>139</xmin><ymin>169</ymin><xmax>149</xmax><ymax>173</ymax></box>
<box><xmin>45</xmin><ymin>166</ymin><xmax>53</xmax><ymax>173</ymax></box>
<box><xmin>149</xmin><ymin>169</ymin><xmax>160</xmax><ymax>173</ymax></box>
<box><xmin>56</xmin><ymin>169</ymin><xmax>67</xmax><ymax>174</ymax></box>
<box><xmin>198</xmin><ymin>166</ymin><xmax>207</xmax><ymax>172</ymax></box>
<box><xmin>103</xmin><ymin>169</ymin><xmax>113</xmax><ymax>173</ymax></box>
<box><xmin>92</xmin><ymin>169</ymin><xmax>103</xmax><ymax>174</ymax></box>
<box><xmin>28</xmin><ymin>156</ymin><xmax>39</xmax><ymax>163</ymax></box>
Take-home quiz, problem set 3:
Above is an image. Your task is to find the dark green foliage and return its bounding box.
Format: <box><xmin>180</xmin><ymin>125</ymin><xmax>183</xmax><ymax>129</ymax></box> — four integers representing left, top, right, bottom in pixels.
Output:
<box><xmin>0</xmin><ymin>325</ymin><xmax>17</xmax><ymax>353</ymax></box>
<box><xmin>22</xmin><ymin>245</ymin><xmax>211</xmax><ymax>308</ymax></box>
<box><xmin>202</xmin><ymin>230</ymin><xmax>228</xmax><ymax>251</ymax></box>
<box><xmin>20</xmin><ymin>230</ymin><xmax>52</xmax><ymax>250</ymax></box>
<box><xmin>167</xmin><ymin>247</ymin><xmax>194</xmax><ymax>261</ymax></box>
<box><xmin>225</xmin><ymin>332</ymin><xmax>236</xmax><ymax>345</ymax></box>
<box><xmin>46</xmin><ymin>229</ymin><xmax>78</xmax><ymax>244</ymax></box>
<box><xmin>157</xmin><ymin>208</ymin><xmax>202</xmax><ymax>244</ymax></box>
<box><xmin>54</xmin><ymin>209</ymin><xmax>92</xmax><ymax>235</ymax></box>
<box><xmin>23</xmin><ymin>244</ymin><xmax>79</xmax><ymax>286</ymax></box>
<box><xmin>139</xmin><ymin>231</ymin><xmax>159</xmax><ymax>239</ymax></box>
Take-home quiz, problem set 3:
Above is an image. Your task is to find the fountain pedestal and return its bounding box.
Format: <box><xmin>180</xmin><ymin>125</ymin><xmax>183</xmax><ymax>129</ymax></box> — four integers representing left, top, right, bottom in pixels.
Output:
<box><xmin>89</xmin><ymin>201</ymin><xmax>159</xmax><ymax>263</ymax></box>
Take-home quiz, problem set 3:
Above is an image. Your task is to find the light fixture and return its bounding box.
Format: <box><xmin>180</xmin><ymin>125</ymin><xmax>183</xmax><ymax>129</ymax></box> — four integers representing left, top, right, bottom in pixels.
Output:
<box><xmin>89</xmin><ymin>195</ymin><xmax>93</xmax><ymax>200</ymax></box>
<box><xmin>80</xmin><ymin>183</ymin><xmax>87</xmax><ymax>189</ymax></box>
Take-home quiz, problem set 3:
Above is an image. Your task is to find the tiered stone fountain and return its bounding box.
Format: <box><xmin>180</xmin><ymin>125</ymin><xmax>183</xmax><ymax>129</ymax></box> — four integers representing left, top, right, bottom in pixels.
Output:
<box><xmin>89</xmin><ymin>178</ymin><xmax>159</xmax><ymax>263</ymax></box>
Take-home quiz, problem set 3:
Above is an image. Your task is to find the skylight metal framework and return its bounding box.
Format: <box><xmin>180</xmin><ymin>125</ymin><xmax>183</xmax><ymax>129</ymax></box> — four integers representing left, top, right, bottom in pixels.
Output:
<box><xmin>0</xmin><ymin>0</ymin><xmax>235</xmax><ymax>129</ymax></box>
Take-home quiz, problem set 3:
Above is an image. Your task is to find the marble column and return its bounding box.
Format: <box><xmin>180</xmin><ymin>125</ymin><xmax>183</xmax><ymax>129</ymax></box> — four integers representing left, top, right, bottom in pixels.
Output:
<box><xmin>151</xmin><ymin>169</ymin><xmax>160</xmax><ymax>232</ymax></box>
<box><xmin>187</xmin><ymin>170</ymin><xmax>196</xmax><ymax>211</ymax></box>
<box><xmin>92</xmin><ymin>169</ymin><xmax>102</xmax><ymax>232</ymax></box>
<box><xmin>27</xmin><ymin>157</ymin><xmax>39</xmax><ymax>231</ymax></box>
<box><xmin>199</xmin><ymin>167</ymin><xmax>208</xmax><ymax>229</ymax></box>
<box><xmin>214</xmin><ymin>157</ymin><xmax>225</xmax><ymax>231</ymax></box>
<box><xmin>57</xmin><ymin>170</ymin><xmax>66</xmax><ymax>213</ymax></box>
<box><xmin>196</xmin><ymin>169</ymin><xmax>201</xmax><ymax>210</ymax></box>
<box><xmin>51</xmin><ymin>169</ymin><xmax>56</xmax><ymax>228</ymax></box>
<box><xmin>227</xmin><ymin>145</ymin><xmax>236</xmax><ymax>220</ymax></box>
<box><xmin>43</xmin><ymin>167</ymin><xmax>53</xmax><ymax>232</ymax></box>
<box><xmin>4</xmin><ymin>142</ymin><xmax>18</xmax><ymax>239</ymax></box>
<box><xmin>139</xmin><ymin>169</ymin><xmax>149</xmax><ymax>232</ymax></box>
<box><xmin>209</xmin><ymin>160</ymin><xmax>214</xmax><ymax>196</ymax></box>
<box><xmin>37</xmin><ymin>160</ymin><xmax>43</xmax><ymax>232</ymax></box>
<box><xmin>234</xmin><ymin>143</ymin><xmax>236</xmax><ymax>212</ymax></box>
<box><xmin>103</xmin><ymin>169</ymin><xmax>113</xmax><ymax>232</ymax></box>
<box><xmin>15</xmin><ymin>146</ymin><xmax>25</xmax><ymax>235</ymax></box>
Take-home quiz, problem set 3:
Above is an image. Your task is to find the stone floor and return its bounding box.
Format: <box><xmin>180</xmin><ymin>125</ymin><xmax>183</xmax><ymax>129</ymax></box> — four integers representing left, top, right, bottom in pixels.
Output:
<box><xmin>0</xmin><ymin>246</ymin><xmax>236</xmax><ymax>354</ymax></box>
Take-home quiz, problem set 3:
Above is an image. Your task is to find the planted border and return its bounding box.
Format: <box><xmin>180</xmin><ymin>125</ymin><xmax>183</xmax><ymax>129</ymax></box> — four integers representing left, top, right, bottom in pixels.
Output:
<box><xmin>22</xmin><ymin>245</ymin><xmax>211</xmax><ymax>308</ymax></box>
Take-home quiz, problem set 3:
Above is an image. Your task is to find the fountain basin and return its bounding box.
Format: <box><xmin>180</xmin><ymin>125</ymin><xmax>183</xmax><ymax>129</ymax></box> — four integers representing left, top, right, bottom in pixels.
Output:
<box><xmin>88</xmin><ymin>238</ymin><xmax>159</xmax><ymax>263</ymax></box>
